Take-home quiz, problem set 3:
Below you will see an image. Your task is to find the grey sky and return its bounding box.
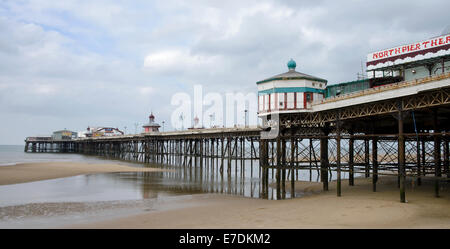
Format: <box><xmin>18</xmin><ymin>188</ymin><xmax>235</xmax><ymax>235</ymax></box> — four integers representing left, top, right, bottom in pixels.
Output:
<box><xmin>0</xmin><ymin>0</ymin><xmax>449</xmax><ymax>144</ymax></box>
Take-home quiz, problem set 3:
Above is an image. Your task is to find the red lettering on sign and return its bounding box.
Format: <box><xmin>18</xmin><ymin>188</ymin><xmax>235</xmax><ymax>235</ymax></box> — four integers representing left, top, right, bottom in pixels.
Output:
<box><xmin>371</xmin><ymin>35</ymin><xmax>450</xmax><ymax>62</ymax></box>
<box><xmin>431</xmin><ymin>39</ymin><xmax>437</xmax><ymax>47</ymax></box>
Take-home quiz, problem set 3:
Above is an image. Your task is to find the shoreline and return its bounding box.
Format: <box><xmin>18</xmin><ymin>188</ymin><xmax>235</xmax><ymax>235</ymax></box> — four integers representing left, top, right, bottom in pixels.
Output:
<box><xmin>0</xmin><ymin>162</ymin><xmax>171</xmax><ymax>186</ymax></box>
<box><xmin>69</xmin><ymin>176</ymin><xmax>450</xmax><ymax>229</ymax></box>
<box><xmin>0</xmin><ymin>161</ymin><xmax>449</xmax><ymax>228</ymax></box>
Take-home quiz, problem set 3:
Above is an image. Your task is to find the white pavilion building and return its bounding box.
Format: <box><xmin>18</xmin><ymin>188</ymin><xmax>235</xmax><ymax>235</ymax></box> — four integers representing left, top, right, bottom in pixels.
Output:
<box><xmin>257</xmin><ymin>59</ymin><xmax>327</xmax><ymax>116</ymax></box>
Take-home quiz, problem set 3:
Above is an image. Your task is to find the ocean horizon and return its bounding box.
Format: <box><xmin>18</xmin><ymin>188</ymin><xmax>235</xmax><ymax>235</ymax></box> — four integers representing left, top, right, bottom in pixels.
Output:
<box><xmin>0</xmin><ymin>145</ymin><xmax>143</xmax><ymax>167</ymax></box>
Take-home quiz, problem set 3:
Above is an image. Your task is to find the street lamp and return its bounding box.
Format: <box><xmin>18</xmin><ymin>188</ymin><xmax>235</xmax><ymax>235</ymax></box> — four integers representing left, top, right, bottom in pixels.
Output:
<box><xmin>179</xmin><ymin>113</ymin><xmax>184</xmax><ymax>130</ymax></box>
<box><xmin>162</xmin><ymin>121</ymin><xmax>165</xmax><ymax>132</ymax></box>
<box><xmin>244</xmin><ymin>109</ymin><xmax>248</xmax><ymax>128</ymax></box>
<box><xmin>134</xmin><ymin>122</ymin><xmax>139</xmax><ymax>134</ymax></box>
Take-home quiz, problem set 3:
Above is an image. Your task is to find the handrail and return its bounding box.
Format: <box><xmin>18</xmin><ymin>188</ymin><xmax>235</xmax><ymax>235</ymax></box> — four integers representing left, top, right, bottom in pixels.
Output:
<box><xmin>317</xmin><ymin>72</ymin><xmax>450</xmax><ymax>105</ymax></box>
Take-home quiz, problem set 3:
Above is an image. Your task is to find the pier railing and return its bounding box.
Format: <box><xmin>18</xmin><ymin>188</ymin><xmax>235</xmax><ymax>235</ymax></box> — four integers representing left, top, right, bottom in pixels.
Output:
<box><xmin>318</xmin><ymin>72</ymin><xmax>450</xmax><ymax>105</ymax></box>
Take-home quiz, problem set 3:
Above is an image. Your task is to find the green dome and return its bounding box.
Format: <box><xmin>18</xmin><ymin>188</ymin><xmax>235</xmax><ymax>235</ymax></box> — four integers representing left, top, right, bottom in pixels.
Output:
<box><xmin>287</xmin><ymin>59</ymin><xmax>296</xmax><ymax>70</ymax></box>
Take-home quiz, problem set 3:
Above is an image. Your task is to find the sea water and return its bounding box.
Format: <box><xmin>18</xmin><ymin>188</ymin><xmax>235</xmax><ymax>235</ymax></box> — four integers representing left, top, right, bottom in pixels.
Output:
<box><xmin>0</xmin><ymin>145</ymin><xmax>269</xmax><ymax>208</ymax></box>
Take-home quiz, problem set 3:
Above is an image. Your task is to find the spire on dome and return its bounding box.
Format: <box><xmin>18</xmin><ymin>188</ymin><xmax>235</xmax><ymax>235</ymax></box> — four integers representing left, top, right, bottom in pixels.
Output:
<box><xmin>149</xmin><ymin>112</ymin><xmax>155</xmax><ymax>122</ymax></box>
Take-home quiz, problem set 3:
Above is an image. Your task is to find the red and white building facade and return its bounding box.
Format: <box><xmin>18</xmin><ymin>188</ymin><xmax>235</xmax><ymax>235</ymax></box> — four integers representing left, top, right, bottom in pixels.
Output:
<box><xmin>257</xmin><ymin>59</ymin><xmax>327</xmax><ymax>116</ymax></box>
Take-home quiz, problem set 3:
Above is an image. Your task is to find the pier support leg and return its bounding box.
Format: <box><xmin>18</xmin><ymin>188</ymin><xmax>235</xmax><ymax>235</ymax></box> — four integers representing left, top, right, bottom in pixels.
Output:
<box><xmin>200</xmin><ymin>139</ymin><xmax>203</xmax><ymax>169</ymax></box>
<box><xmin>309</xmin><ymin>138</ymin><xmax>313</xmax><ymax>182</ymax></box>
<box><xmin>241</xmin><ymin>138</ymin><xmax>245</xmax><ymax>180</ymax></box>
<box><xmin>264</xmin><ymin>140</ymin><xmax>270</xmax><ymax>198</ymax></box>
<box><xmin>417</xmin><ymin>137</ymin><xmax>422</xmax><ymax>186</ymax></box>
<box><xmin>259</xmin><ymin>139</ymin><xmax>268</xmax><ymax>198</ymax></box>
<box><xmin>227</xmin><ymin>137</ymin><xmax>232</xmax><ymax>175</ymax></box>
<box><xmin>372</xmin><ymin>137</ymin><xmax>378</xmax><ymax>192</ymax></box>
<box><xmin>444</xmin><ymin>139</ymin><xmax>449</xmax><ymax>179</ymax></box>
<box><xmin>250</xmin><ymin>138</ymin><xmax>254</xmax><ymax>178</ymax></box>
<box><xmin>422</xmin><ymin>139</ymin><xmax>426</xmax><ymax>180</ymax></box>
<box><xmin>433</xmin><ymin>109</ymin><xmax>441</xmax><ymax>197</ymax></box>
<box><xmin>336</xmin><ymin>115</ymin><xmax>341</xmax><ymax>197</ymax></box>
<box><xmin>220</xmin><ymin>138</ymin><xmax>224</xmax><ymax>174</ymax></box>
<box><xmin>281</xmin><ymin>138</ymin><xmax>286</xmax><ymax>199</ymax></box>
<box><xmin>291</xmin><ymin>135</ymin><xmax>295</xmax><ymax>198</ymax></box>
<box><xmin>320</xmin><ymin>128</ymin><xmax>329</xmax><ymax>191</ymax></box>
<box><xmin>349</xmin><ymin>132</ymin><xmax>354</xmax><ymax>186</ymax></box>
<box><xmin>234</xmin><ymin>138</ymin><xmax>238</xmax><ymax>178</ymax></box>
<box><xmin>276</xmin><ymin>136</ymin><xmax>281</xmax><ymax>199</ymax></box>
<box><xmin>398</xmin><ymin>105</ymin><xmax>406</xmax><ymax>203</ymax></box>
<box><xmin>365</xmin><ymin>138</ymin><xmax>370</xmax><ymax>178</ymax></box>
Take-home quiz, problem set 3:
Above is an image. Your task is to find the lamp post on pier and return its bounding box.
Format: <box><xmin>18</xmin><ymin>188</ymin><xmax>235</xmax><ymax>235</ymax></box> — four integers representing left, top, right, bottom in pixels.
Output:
<box><xmin>209</xmin><ymin>114</ymin><xmax>214</xmax><ymax>128</ymax></box>
<box><xmin>179</xmin><ymin>113</ymin><xmax>184</xmax><ymax>131</ymax></box>
<box><xmin>134</xmin><ymin>122</ymin><xmax>139</xmax><ymax>134</ymax></box>
<box><xmin>244</xmin><ymin>109</ymin><xmax>248</xmax><ymax>128</ymax></box>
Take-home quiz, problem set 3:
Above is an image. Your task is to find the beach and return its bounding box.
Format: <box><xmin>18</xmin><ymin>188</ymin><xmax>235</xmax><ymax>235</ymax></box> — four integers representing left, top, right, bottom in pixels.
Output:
<box><xmin>69</xmin><ymin>176</ymin><xmax>450</xmax><ymax>229</ymax></box>
<box><xmin>0</xmin><ymin>161</ymin><xmax>449</xmax><ymax>228</ymax></box>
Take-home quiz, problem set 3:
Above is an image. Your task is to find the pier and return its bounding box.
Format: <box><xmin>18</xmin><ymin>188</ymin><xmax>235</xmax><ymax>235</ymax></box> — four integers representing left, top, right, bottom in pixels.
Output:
<box><xmin>25</xmin><ymin>73</ymin><xmax>450</xmax><ymax>202</ymax></box>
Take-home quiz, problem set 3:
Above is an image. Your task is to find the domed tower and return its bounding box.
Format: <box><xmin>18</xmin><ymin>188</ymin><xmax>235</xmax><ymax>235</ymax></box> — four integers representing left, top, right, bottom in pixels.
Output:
<box><xmin>142</xmin><ymin>112</ymin><xmax>161</xmax><ymax>133</ymax></box>
<box><xmin>149</xmin><ymin>113</ymin><xmax>155</xmax><ymax>123</ymax></box>
<box><xmin>256</xmin><ymin>59</ymin><xmax>327</xmax><ymax>116</ymax></box>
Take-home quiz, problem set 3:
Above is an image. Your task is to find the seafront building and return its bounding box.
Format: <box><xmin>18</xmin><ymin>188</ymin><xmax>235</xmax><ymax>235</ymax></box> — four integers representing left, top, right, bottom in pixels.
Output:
<box><xmin>367</xmin><ymin>33</ymin><xmax>450</xmax><ymax>82</ymax></box>
<box><xmin>52</xmin><ymin>130</ymin><xmax>77</xmax><ymax>140</ymax></box>
<box><xmin>258</xmin><ymin>32</ymin><xmax>449</xmax><ymax>117</ymax></box>
<box><xmin>257</xmin><ymin>59</ymin><xmax>327</xmax><ymax>115</ymax></box>
<box><xmin>142</xmin><ymin>112</ymin><xmax>161</xmax><ymax>133</ymax></box>
<box><xmin>79</xmin><ymin>127</ymin><xmax>124</xmax><ymax>138</ymax></box>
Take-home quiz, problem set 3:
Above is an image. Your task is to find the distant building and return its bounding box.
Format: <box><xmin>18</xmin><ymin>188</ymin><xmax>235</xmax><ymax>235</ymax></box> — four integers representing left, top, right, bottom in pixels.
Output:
<box><xmin>142</xmin><ymin>113</ymin><xmax>160</xmax><ymax>133</ymax></box>
<box><xmin>52</xmin><ymin>130</ymin><xmax>77</xmax><ymax>140</ymax></box>
<box><xmin>257</xmin><ymin>59</ymin><xmax>327</xmax><ymax>116</ymax></box>
<box><xmin>81</xmin><ymin>127</ymin><xmax>124</xmax><ymax>137</ymax></box>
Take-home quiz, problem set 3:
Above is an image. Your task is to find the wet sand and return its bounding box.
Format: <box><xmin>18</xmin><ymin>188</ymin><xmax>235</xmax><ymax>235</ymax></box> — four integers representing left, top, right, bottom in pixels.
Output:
<box><xmin>70</xmin><ymin>176</ymin><xmax>450</xmax><ymax>229</ymax></box>
<box><xmin>0</xmin><ymin>162</ymin><xmax>169</xmax><ymax>186</ymax></box>
<box><xmin>1</xmin><ymin>162</ymin><xmax>449</xmax><ymax>228</ymax></box>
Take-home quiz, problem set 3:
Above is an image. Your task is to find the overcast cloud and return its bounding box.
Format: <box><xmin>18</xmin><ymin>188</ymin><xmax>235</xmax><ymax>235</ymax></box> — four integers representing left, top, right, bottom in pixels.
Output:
<box><xmin>0</xmin><ymin>0</ymin><xmax>449</xmax><ymax>144</ymax></box>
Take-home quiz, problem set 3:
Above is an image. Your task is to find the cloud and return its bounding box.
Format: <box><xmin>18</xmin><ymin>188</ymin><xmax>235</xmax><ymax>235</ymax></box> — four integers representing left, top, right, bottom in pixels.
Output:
<box><xmin>0</xmin><ymin>0</ymin><xmax>449</xmax><ymax>144</ymax></box>
<box><xmin>144</xmin><ymin>48</ymin><xmax>220</xmax><ymax>74</ymax></box>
